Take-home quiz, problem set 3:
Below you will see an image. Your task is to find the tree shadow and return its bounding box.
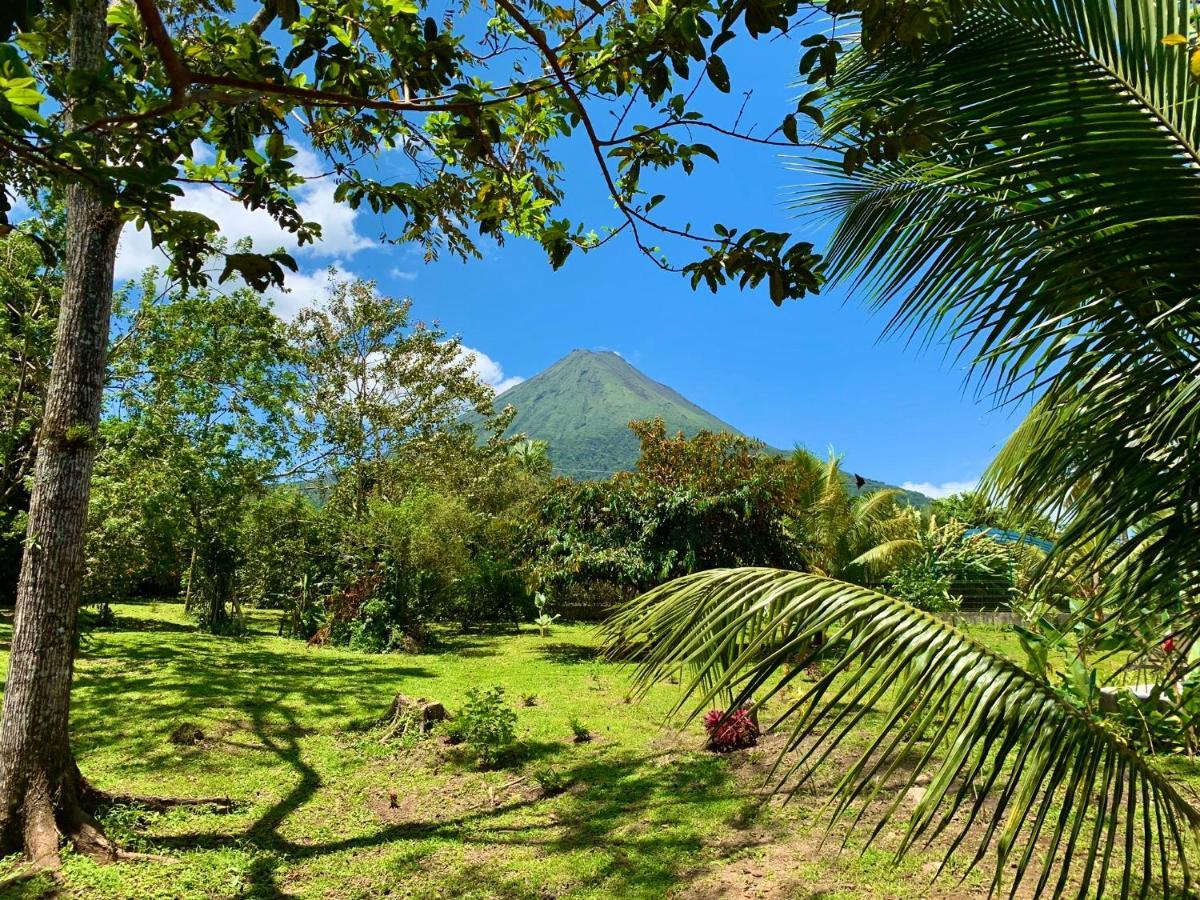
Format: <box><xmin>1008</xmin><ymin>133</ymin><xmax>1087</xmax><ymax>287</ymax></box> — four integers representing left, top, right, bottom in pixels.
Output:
<box><xmin>70</xmin><ymin>636</ymin><xmax>433</xmax><ymax>770</ymax></box>
<box><xmin>534</xmin><ymin>642</ymin><xmax>601</xmax><ymax>665</ymax></box>
<box><xmin>138</xmin><ymin>721</ymin><xmax>754</xmax><ymax>897</ymax></box>
<box><xmin>97</xmin><ymin>614</ymin><xmax>197</xmax><ymax>634</ymax></box>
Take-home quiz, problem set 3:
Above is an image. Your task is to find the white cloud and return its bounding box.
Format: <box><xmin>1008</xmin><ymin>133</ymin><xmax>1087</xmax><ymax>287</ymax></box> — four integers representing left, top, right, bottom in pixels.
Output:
<box><xmin>261</xmin><ymin>264</ymin><xmax>356</xmax><ymax>321</ymax></box>
<box><xmin>113</xmin><ymin>151</ymin><xmax>372</xmax><ymax>283</ymax></box>
<box><xmin>901</xmin><ymin>479</ymin><xmax>979</xmax><ymax>499</ymax></box>
<box><xmin>390</xmin><ymin>267</ymin><xmax>418</xmax><ymax>281</ymax></box>
<box><xmin>459</xmin><ymin>346</ymin><xmax>523</xmax><ymax>395</ymax></box>
<box><xmin>492</xmin><ymin>376</ymin><xmax>524</xmax><ymax>394</ymax></box>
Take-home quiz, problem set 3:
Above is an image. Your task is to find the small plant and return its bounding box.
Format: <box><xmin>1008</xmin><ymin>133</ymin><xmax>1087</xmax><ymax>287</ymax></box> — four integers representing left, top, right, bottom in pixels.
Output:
<box><xmin>532</xmin><ymin>592</ymin><xmax>559</xmax><ymax>637</ymax></box>
<box><xmin>522</xmin><ymin>693</ymin><xmax>539</xmax><ymax>707</ymax></box>
<box><xmin>703</xmin><ymin>707</ymin><xmax>760</xmax><ymax>752</ymax></box>
<box><xmin>449</xmin><ymin>686</ymin><xmax>517</xmax><ymax>767</ymax></box>
<box><xmin>568</xmin><ymin>717</ymin><xmax>592</xmax><ymax>743</ymax></box>
<box><xmin>532</xmin><ymin>764</ymin><xmax>568</xmax><ymax>797</ymax></box>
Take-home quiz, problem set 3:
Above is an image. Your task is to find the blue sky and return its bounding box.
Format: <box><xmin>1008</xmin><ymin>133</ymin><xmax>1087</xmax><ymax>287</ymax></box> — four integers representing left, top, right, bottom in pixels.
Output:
<box><xmin>110</xmin><ymin>14</ymin><xmax>1027</xmax><ymax>497</ymax></box>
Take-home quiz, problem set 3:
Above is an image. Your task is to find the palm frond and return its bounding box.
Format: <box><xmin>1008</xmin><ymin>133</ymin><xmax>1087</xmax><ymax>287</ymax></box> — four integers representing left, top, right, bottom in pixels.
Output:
<box><xmin>792</xmin><ymin>0</ymin><xmax>1200</xmax><ymax>618</ymax></box>
<box><xmin>605</xmin><ymin>567</ymin><xmax>1200</xmax><ymax>897</ymax></box>
<box><xmin>848</xmin><ymin>537</ymin><xmax>920</xmax><ymax>576</ymax></box>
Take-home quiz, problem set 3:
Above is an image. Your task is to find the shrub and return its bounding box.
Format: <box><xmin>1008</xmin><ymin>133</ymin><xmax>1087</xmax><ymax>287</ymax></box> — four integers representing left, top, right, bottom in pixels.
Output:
<box><xmin>454</xmin><ymin>551</ymin><xmax>532</xmax><ymax>631</ymax></box>
<box><xmin>449</xmin><ymin>686</ymin><xmax>517</xmax><ymax>767</ymax></box>
<box><xmin>568</xmin><ymin>717</ymin><xmax>591</xmax><ymax>743</ymax></box>
<box><xmin>237</xmin><ymin>488</ymin><xmax>327</xmax><ymax>611</ymax></box>
<box><xmin>703</xmin><ymin>707</ymin><xmax>760</xmax><ymax>752</ymax></box>
<box><xmin>532</xmin><ymin>591</ymin><xmax>559</xmax><ymax>637</ymax></box>
<box><xmin>523</xmin><ymin>420</ymin><xmax>808</xmax><ymax>608</ymax></box>
<box><xmin>884</xmin><ymin>565</ymin><xmax>959</xmax><ymax>614</ymax></box>
<box><xmin>532</xmin><ymin>764</ymin><xmax>568</xmax><ymax>796</ymax></box>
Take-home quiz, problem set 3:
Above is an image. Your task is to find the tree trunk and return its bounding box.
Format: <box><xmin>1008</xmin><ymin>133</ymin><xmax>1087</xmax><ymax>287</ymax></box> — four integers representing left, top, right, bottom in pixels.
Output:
<box><xmin>0</xmin><ymin>0</ymin><xmax>123</xmax><ymax>866</ymax></box>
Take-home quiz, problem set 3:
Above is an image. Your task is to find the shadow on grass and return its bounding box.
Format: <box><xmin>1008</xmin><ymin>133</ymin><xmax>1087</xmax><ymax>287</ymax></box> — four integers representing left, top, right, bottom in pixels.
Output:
<box><xmin>70</xmin><ymin>636</ymin><xmax>434</xmax><ymax>769</ymax></box>
<box><xmin>69</xmin><ymin>606</ymin><xmax>758</xmax><ymax>896</ymax></box>
<box><xmin>151</xmin><ymin>739</ymin><xmax>752</xmax><ymax>899</ymax></box>
<box><xmin>534</xmin><ymin>642</ymin><xmax>601</xmax><ymax>665</ymax></box>
<box><xmin>100</xmin><ymin>614</ymin><xmax>198</xmax><ymax>635</ymax></box>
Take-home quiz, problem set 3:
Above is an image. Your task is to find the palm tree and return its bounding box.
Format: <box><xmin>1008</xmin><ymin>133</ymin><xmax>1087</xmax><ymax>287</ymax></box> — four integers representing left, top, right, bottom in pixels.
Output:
<box><xmin>605</xmin><ymin>0</ymin><xmax>1200</xmax><ymax>893</ymax></box>
<box><xmin>786</xmin><ymin>449</ymin><xmax>919</xmax><ymax>581</ymax></box>
<box><xmin>508</xmin><ymin>438</ymin><xmax>552</xmax><ymax>478</ymax></box>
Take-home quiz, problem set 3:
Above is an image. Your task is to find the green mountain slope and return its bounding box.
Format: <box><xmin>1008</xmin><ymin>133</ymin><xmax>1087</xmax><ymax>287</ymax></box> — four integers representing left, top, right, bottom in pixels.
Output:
<box><xmin>486</xmin><ymin>349</ymin><xmax>738</xmax><ymax>479</ymax></box>
<box><xmin>478</xmin><ymin>349</ymin><xmax>929</xmax><ymax>505</ymax></box>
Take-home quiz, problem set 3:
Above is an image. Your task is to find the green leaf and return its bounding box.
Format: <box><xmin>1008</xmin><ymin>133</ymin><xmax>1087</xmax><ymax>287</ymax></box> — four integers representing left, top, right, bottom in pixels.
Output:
<box><xmin>782</xmin><ymin>114</ymin><xmax>798</xmax><ymax>144</ymax></box>
<box><xmin>706</xmin><ymin>55</ymin><xmax>730</xmax><ymax>92</ymax></box>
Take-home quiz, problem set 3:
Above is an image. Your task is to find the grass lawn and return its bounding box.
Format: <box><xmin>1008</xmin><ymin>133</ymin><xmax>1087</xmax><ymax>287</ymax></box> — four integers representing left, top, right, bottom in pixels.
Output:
<box><xmin>1</xmin><ymin>600</ymin><xmax>1197</xmax><ymax>899</ymax></box>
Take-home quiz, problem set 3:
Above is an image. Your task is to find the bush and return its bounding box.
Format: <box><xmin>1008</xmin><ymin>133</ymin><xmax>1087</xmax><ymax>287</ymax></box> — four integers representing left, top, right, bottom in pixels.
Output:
<box><xmin>454</xmin><ymin>551</ymin><xmax>532</xmax><ymax>630</ymax></box>
<box><xmin>884</xmin><ymin>520</ymin><xmax>1015</xmax><ymax>612</ymax></box>
<box><xmin>449</xmin><ymin>686</ymin><xmax>517</xmax><ymax>767</ymax></box>
<box><xmin>524</xmin><ymin>420</ymin><xmax>807</xmax><ymax>606</ymax></box>
<box><xmin>884</xmin><ymin>565</ymin><xmax>959</xmax><ymax>614</ymax></box>
<box><xmin>703</xmin><ymin>707</ymin><xmax>760</xmax><ymax>751</ymax></box>
<box><xmin>568</xmin><ymin>717</ymin><xmax>591</xmax><ymax>743</ymax></box>
<box><xmin>532</xmin><ymin>764</ymin><xmax>568</xmax><ymax>796</ymax></box>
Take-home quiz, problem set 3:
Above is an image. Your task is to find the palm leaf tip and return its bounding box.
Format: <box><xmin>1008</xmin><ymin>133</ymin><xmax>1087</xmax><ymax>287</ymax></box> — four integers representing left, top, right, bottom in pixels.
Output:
<box><xmin>602</xmin><ymin>567</ymin><xmax>1200</xmax><ymax>898</ymax></box>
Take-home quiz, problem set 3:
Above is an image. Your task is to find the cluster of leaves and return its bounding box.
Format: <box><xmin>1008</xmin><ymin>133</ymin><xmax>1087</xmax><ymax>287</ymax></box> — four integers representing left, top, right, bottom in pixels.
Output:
<box><xmin>881</xmin><ymin>517</ymin><xmax>1025</xmax><ymax>613</ymax></box>
<box><xmin>447</xmin><ymin>686</ymin><xmax>518</xmax><ymax>768</ymax></box>
<box><xmin>523</xmin><ymin>420</ymin><xmax>810</xmax><ymax>608</ymax></box>
<box><xmin>929</xmin><ymin>490</ymin><xmax>1057</xmax><ymax>542</ymax></box>
<box><xmin>702</xmin><ymin>707</ymin><xmax>759</xmax><ymax>751</ymax></box>
<box><xmin>0</xmin><ymin>0</ymin><xmax>896</xmax><ymax>305</ymax></box>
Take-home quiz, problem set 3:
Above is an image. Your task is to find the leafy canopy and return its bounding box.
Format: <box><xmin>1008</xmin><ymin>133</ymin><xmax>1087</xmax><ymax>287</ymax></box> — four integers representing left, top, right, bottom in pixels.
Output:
<box><xmin>0</xmin><ymin>0</ymin><xmax>928</xmax><ymax>300</ymax></box>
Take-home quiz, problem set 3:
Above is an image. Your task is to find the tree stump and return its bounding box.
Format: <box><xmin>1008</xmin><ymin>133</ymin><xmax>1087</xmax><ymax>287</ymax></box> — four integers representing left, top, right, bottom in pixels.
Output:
<box><xmin>380</xmin><ymin>695</ymin><xmax>446</xmax><ymax>741</ymax></box>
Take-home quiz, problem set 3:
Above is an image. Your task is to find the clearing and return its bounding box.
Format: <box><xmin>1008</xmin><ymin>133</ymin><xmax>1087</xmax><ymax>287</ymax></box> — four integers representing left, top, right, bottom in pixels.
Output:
<box><xmin>1</xmin><ymin>600</ymin><xmax>1196</xmax><ymax>898</ymax></box>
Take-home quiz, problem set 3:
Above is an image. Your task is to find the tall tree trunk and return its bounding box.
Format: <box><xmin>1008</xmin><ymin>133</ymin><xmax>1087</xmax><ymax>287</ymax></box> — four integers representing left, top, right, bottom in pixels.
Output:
<box><xmin>0</xmin><ymin>0</ymin><xmax>123</xmax><ymax>866</ymax></box>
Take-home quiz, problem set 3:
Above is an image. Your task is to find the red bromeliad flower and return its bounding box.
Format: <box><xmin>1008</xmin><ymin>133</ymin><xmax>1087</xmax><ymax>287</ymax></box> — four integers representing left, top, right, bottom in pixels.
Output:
<box><xmin>703</xmin><ymin>707</ymin><xmax>760</xmax><ymax>751</ymax></box>
<box><xmin>1163</xmin><ymin>637</ymin><xmax>1176</xmax><ymax>655</ymax></box>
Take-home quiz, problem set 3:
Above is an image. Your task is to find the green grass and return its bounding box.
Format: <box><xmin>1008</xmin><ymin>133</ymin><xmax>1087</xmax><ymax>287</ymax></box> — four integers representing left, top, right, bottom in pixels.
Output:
<box><xmin>1</xmin><ymin>601</ymin><xmax>1197</xmax><ymax>898</ymax></box>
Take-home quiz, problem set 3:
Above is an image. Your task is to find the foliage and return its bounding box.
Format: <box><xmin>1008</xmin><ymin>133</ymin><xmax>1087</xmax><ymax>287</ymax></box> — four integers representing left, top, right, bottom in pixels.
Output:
<box><xmin>606</xmin><ymin>568</ymin><xmax>1200</xmax><ymax>897</ymax></box>
<box><xmin>879</xmin><ymin>564</ymin><xmax>956</xmax><ymax>614</ymax></box>
<box><xmin>526</xmin><ymin>423</ymin><xmax>923</xmax><ymax>615</ymax></box>
<box><xmin>882</xmin><ymin>518</ymin><xmax>1018</xmax><ymax>612</ymax></box>
<box><xmin>797</xmin><ymin>0</ymin><xmax>1200</xmax><ymax>632</ymax></box>
<box><xmin>2</xmin><ymin>0</ymin><xmax>838</xmax><ymax>304</ymax></box>
<box><xmin>769</xmin><ymin>0</ymin><xmax>1200</xmax><ymax>883</ymax></box>
<box><xmin>930</xmin><ymin>491</ymin><xmax>1057</xmax><ymax>543</ymax></box>
<box><xmin>784</xmin><ymin>449</ymin><xmax>917</xmax><ymax>581</ymax></box>
<box><xmin>1015</xmin><ymin>610</ymin><xmax>1200</xmax><ymax>757</ymax></box>
<box><xmin>0</xmin><ymin>206</ymin><xmax>60</xmax><ymax>602</ymax></box>
<box><xmin>702</xmin><ymin>708</ymin><xmax>759</xmax><ymax>752</ymax></box>
<box><xmin>449</xmin><ymin>686</ymin><xmax>518</xmax><ymax>768</ymax></box>
<box><xmin>531</xmin><ymin>764</ymin><xmax>568</xmax><ymax>796</ymax></box>
<box><xmin>568</xmin><ymin>717</ymin><xmax>591</xmax><ymax>744</ymax></box>
<box><xmin>454</xmin><ymin>550</ymin><xmax>533</xmax><ymax>632</ymax></box>
<box><xmin>327</xmin><ymin>491</ymin><xmax>475</xmax><ymax>652</ymax></box>
<box><xmin>525</xmin><ymin>420</ymin><xmax>808</xmax><ymax>604</ymax></box>
<box><xmin>289</xmin><ymin>277</ymin><xmax>496</xmax><ymax>518</ymax></box>
<box><xmin>98</xmin><ymin>274</ymin><xmax>300</xmax><ymax>631</ymax></box>
<box><xmin>236</xmin><ymin>488</ymin><xmax>326</xmax><ymax>614</ymax></box>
